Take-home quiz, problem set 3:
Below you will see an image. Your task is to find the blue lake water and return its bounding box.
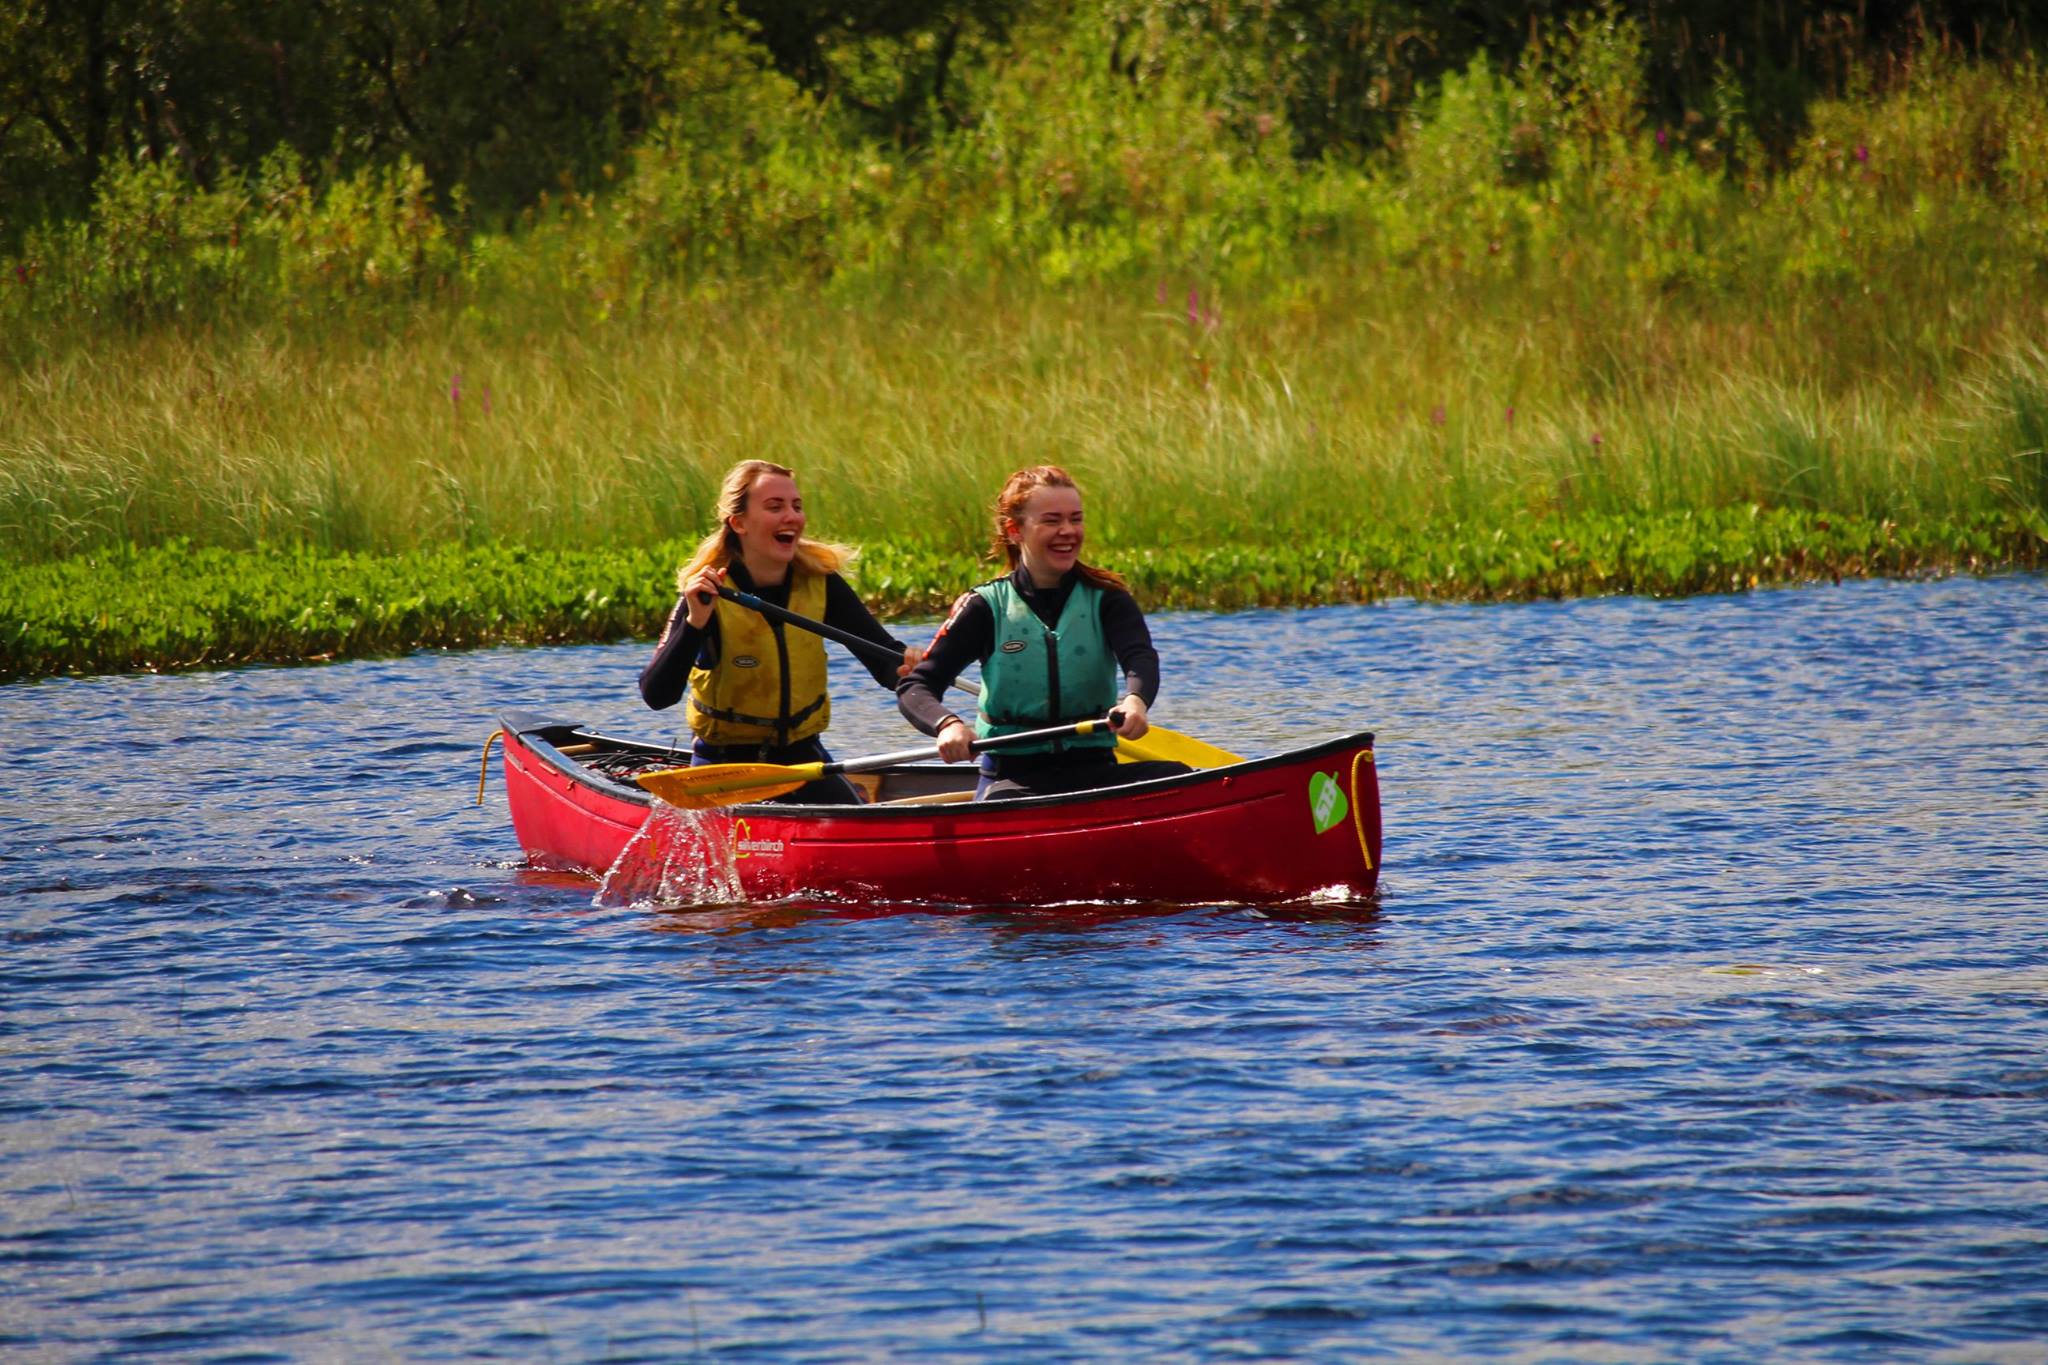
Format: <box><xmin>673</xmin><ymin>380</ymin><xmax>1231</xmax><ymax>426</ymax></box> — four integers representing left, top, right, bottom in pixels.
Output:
<box><xmin>3</xmin><ymin>573</ymin><xmax>2046</xmax><ymax>1360</ymax></box>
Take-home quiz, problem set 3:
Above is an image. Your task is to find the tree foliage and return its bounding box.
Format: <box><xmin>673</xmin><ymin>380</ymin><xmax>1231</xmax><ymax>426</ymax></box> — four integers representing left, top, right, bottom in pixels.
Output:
<box><xmin>2</xmin><ymin>0</ymin><xmax>2042</xmax><ymax>256</ymax></box>
<box><xmin>0</xmin><ymin>0</ymin><xmax>705</xmax><ymax>238</ymax></box>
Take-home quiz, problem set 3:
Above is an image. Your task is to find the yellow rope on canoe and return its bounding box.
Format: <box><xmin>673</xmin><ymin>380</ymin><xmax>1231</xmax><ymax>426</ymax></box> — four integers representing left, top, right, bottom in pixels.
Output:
<box><xmin>477</xmin><ymin>729</ymin><xmax>504</xmax><ymax>806</ymax></box>
<box><xmin>1349</xmin><ymin>747</ymin><xmax>1376</xmax><ymax>872</ymax></box>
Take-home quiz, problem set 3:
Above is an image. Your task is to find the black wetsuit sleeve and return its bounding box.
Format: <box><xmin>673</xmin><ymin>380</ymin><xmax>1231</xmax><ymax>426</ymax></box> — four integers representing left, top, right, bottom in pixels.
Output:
<box><xmin>640</xmin><ymin>597</ymin><xmax>715</xmax><ymax>712</ymax></box>
<box><xmin>1100</xmin><ymin>588</ymin><xmax>1162</xmax><ymax>706</ymax></box>
<box><xmin>896</xmin><ymin>592</ymin><xmax>995</xmax><ymax>735</ymax></box>
<box><xmin>823</xmin><ymin>574</ymin><xmax>910</xmax><ymax>690</ymax></box>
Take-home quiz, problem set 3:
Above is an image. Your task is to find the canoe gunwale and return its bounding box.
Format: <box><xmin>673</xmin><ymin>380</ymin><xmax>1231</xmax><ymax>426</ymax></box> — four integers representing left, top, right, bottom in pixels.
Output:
<box><xmin>497</xmin><ymin>709</ymin><xmax>1375</xmax><ymax>819</ymax></box>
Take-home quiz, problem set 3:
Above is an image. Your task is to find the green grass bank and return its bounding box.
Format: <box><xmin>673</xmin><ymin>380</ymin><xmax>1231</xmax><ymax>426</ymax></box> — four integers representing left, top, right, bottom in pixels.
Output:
<box><xmin>4</xmin><ymin>511</ymin><xmax>2038</xmax><ymax>682</ymax></box>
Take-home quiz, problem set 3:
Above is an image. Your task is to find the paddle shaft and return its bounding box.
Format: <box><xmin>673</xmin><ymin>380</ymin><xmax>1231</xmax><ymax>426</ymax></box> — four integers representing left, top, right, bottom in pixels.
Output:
<box><xmin>637</xmin><ymin>715</ymin><xmax>1122</xmax><ymax>804</ymax></box>
<box><xmin>821</xmin><ymin>715</ymin><xmax>1121</xmax><ymax>777</ymax></box>
<box><xmin>714</xmin><ymin>585</ymin><xmax>984</xmax><ymax>697</ymax></box>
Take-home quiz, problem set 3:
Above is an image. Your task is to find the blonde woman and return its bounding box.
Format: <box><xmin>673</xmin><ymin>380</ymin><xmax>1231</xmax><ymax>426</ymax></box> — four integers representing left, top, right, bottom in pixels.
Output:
<box><xmin>641</xmin><ymin>460</ymin><xmax>919</xmax><ymax>803</ymax></box>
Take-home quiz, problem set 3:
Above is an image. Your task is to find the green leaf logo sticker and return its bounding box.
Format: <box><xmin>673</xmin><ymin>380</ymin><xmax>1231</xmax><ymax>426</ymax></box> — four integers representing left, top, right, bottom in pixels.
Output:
<box><xmin>1308</xmin><ymin>771</ymin><xmax>1349</xmax><ymax>834</ymax></box>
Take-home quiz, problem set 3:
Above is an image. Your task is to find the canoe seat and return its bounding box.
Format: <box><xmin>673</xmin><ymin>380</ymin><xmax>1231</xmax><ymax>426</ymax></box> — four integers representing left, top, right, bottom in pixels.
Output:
<box><xmin>882</xmin><ymin>790</ymin><xmax>976</xmax><ymax>806</ymax></box>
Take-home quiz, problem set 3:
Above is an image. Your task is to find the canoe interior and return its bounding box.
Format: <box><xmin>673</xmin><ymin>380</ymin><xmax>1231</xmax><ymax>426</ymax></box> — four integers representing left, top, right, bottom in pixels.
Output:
<box><xmin>496</xmin><ymin>708</ymin><xmax>978</xmax><ymax>808</ymax></box>
<box><xmin>496</xmin><ymin>708</ymin><xmax>1375</xmax><ymax>815</ymax></box>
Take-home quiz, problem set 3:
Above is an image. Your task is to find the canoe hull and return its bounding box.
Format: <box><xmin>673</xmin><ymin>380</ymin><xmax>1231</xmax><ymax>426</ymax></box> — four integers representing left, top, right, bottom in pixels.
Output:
<box><xmin>497</xmin><ymin>711</ymin><xmax>1380</xmax><ymax>906</ymax></box>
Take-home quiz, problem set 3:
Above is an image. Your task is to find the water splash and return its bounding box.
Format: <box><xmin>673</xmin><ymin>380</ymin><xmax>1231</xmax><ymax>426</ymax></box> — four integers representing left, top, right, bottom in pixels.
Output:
<box><xmin>594</xmin><ymin>803</ymin><xmax>742</xmax><ymax>908</ymax></box>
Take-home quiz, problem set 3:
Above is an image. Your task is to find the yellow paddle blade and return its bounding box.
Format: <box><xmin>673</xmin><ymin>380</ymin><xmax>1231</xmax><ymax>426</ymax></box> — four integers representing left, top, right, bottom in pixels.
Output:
<box><xmin>1116</xmin><ymin>725</ymin><xmax>1242</xmax><ymax>769</ymax></box>
<box><xmin>636</xmin><ymin>762</ymin><xmax>820</xmax><ymax>809</ymax></box>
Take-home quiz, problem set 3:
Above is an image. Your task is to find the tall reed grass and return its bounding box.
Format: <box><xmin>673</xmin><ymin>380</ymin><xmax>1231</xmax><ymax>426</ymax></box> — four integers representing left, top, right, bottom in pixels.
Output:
<box><xmin>3</xmin><ymin>270</ymin><xmax>2044</xmax><ymax>564</ymax></box>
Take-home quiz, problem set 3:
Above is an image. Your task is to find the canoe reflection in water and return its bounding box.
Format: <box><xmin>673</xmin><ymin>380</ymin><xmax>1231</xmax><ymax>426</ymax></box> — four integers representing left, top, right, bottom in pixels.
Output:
<box><xmin>489</xmin><ymin>709</ymin><xmax>1381</xmax><ymax>910</ymax></box>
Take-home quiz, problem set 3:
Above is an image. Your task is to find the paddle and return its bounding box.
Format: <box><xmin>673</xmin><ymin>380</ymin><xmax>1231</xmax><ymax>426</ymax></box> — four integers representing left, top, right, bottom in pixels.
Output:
<box><xmin>713</xmin><ymin>584</ymin><xmax>1242</xmax><ymax>768</ymax></box>
<box><xmin>636</xmin><ymin>716</ymin><xmax>1124</xmax><ymax>808</ymax></box>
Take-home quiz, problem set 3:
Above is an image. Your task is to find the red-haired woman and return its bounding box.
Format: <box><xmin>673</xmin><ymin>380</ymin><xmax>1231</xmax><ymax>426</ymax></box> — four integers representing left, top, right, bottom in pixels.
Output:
<box><xmin>898</xmin><ymin>465</ymin><xmax>1191</xmax><ymax>800</ymax></box>
<box><xmin>641</xmin><ymin>459</ymin><xmax>919</xmax><ymax>803</ymax></box>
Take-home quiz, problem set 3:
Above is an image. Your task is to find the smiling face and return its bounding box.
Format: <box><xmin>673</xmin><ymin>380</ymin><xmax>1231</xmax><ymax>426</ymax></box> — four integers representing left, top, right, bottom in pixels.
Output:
<box><xmin>729</xmin><ymin>471</ymin><xmax>805</xmax><ymax>581</ymax></box>
<box><xmin>1006</xmin><ymin>484</ymin><xmax>1085</xmax><ymax>588</ymax></box>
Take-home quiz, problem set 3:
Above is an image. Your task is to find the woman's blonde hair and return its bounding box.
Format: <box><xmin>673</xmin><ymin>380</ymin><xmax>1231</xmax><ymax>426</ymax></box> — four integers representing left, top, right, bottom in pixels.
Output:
<box><xmin>677</xmin><ymin>459</ymin><xmax>855</xmax><ymax>595</ymax></box>
<box><xmin>989</xmin><ymin>465</ymin><xmax>1128</xmax><ymax>593</ymax></box>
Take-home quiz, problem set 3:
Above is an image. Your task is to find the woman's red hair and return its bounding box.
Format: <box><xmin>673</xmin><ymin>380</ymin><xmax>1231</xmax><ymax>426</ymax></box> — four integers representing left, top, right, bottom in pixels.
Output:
<box><xmin>990</xmin><ymin>465</ymin><xmax>1128</xmax><ymax>593</ymax></box>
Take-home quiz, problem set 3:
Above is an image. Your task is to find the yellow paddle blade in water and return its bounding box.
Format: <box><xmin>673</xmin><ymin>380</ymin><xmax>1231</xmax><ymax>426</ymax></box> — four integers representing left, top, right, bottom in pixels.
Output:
<box><xmin>1116</xmin><ymin>727</ymin><xmax>1242</xmax><ymax>769</ymax></box>
<box><xmin>636</xmin><ymin>762</ymin><xmax>819</xmax><ymax>808</ymax></box>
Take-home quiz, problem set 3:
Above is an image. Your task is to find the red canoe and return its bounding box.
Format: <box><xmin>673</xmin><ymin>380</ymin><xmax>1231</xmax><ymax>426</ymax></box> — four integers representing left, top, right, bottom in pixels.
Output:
<box><xmin>491</xmin><ymin>709</ymin><xmax>1381</xmax><ymax>906</ymax></box>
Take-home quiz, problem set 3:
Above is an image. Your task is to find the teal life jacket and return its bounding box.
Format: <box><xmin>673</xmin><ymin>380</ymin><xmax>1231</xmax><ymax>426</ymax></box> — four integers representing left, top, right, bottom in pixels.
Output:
<box><xmin>972</xmin><ymin>575</ymin><xmax>1119</xmax><ymax>755</ymax></box>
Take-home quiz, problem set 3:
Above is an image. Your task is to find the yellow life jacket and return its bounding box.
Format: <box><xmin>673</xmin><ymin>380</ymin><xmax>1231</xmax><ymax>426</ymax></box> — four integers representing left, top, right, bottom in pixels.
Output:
<box><xmin>687</xmin><ymin>572</ymin><xmax>831</xmax><ymax>747</ymax></box>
